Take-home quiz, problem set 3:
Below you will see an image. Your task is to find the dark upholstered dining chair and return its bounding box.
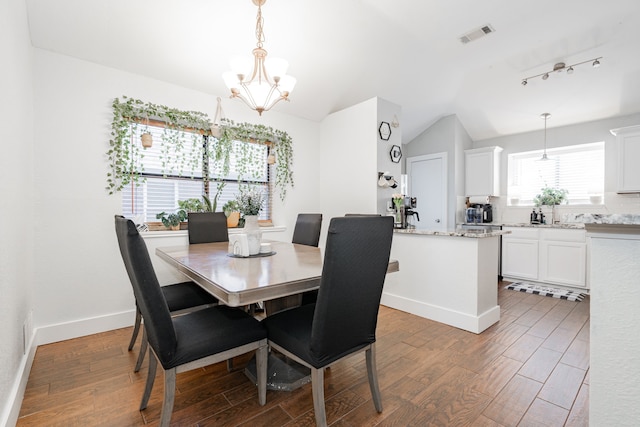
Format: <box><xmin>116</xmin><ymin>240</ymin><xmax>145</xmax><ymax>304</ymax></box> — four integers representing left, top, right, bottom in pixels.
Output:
<box><xmin>115</xmin><ymin>216</ymin><xmax>267</xmax><ymax>427</ymax></box>
<box><xmin>262</xmin><ymin>216</ymin><xmax>394</xmax><ymax>427</ymax></box>
<box><xmin>292</xmin><ymin>213</ymin><xmax>323</xmax><ymax>305</ymax></box>
<box><xmin>116</xmin><ymin>216</ymin><xmax>218</xmax><ymax>373</ymax></box>
<box><xmin>292</xmin><ymin>213</ymin><xmax>323</xmax><ymax>247</ymax></box>
<box><xmin>187</xmin><ymin>211</ymin><xmax>229</xmax><ymax>244</ymax></box>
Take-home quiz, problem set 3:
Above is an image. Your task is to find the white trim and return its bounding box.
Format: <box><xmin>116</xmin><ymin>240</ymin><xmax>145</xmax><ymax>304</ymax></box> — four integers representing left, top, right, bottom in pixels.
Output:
<box><xmin>35</xmin><ymin>310</ymin><xmax>135</xmax><ymax>346</ymax></box>
<box><xmin>381</xmin><ymin>293</ymin><xmax>500</xmax><ymax>334</ymax></box>
<box><xmin>141</xmin><ymin>225</ymin><xmax>286</xmax><ymax>239</ymax></box>
<box><xmin>1</xmin><ymin>333</ymin><xmax>37</xmax><ymax>427</ymax></box>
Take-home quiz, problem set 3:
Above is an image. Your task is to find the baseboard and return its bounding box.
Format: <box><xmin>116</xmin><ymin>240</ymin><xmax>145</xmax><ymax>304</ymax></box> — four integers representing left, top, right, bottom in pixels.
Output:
<box><xmin>1</xmin><ymin>310</ymin><xmax>135</xmax><ymax>427</ymax></box>
<box><xmin>1</xmin><ymin>333</ymin><xmax>37</xmax><ymax>427</ymax></box>
<box><xmin>35</xmin><ymin>309</ymin><xmax>135</xmax><ymax>346</ymax></box>
<box><xmin>381</xmin><ymin>292</ymin><xmax>500</xmax><ymax>334</ymax></box>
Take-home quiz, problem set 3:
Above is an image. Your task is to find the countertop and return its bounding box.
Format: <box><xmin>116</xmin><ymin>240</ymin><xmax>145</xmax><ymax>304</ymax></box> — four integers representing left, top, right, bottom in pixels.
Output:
<box><xmin>501</xmin><ymin>222</ymin><xmax>585</xmax><ymax>229</ymax></box>
<box><xmin>394</xmin><ymin>228</ymin><xmax>509</xmax><ymax>238</ymax></box>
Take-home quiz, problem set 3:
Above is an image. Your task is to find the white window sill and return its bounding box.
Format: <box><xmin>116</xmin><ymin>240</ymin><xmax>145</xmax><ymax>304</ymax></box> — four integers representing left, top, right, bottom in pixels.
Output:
<box><xmin>141</xmin><ymin>225</ymin><xmax>286</xmax><ymax>239</ymax></box>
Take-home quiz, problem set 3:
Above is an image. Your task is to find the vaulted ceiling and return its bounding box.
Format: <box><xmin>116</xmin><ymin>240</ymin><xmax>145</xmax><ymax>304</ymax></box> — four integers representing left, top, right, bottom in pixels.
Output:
<box><xmin>25</xmin><ymin>0</ymin><xmax>640</xmax><ymax>142</ymax></box>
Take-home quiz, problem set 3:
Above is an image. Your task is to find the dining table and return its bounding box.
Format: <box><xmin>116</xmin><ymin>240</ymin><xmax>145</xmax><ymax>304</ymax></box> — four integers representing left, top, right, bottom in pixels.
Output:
<box><xmin>155</xmin><ymin>239</ymin><xmax>400</xmax><ymax>390</ymax></box>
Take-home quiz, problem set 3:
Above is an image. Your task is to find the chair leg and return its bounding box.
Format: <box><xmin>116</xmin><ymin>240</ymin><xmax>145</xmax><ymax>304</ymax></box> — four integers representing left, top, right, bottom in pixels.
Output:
<box><xmin>159</xmin><ymin>368</ymin><xmax>177</xmax><ymax>427</ymax></box>
<box><xmin>128</xmin><ymin>305</ymin><xmax>142</xmax><ymax>351</ymax></box>
<box><xmin>256</xmin><ymin>344</ymin><xmax>268</xmax><ymax>405</ymax></box>
<box><xmin>134</xmin><ymin>327</ymin><xmax>148</xmax><ymax>373</ymax></box>
<box><xmin>140</xmin><ymin>350</ymin><xmax>157</xmax><ymax>411</ymax></box>
<box><xmin>311</xmin><ymin>367</ymin><xmax>327</xmax><ymax>427</ymax></box>
<box><xmin>366</xmin><ymin>344</ymin><xmax>383</xmax><ymax>413</ymax></box>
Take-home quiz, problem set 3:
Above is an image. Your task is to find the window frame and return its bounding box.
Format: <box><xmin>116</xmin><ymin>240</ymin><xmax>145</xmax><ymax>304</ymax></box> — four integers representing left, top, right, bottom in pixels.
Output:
<box><xmin>121</xmin><ymin>121</ymin><xmax>273</xmax><ymax>223</ymax></box>
<box><xmin>507</xmin><ymin>141</ymin><xmax>605</xmax><ymax>206</ymax></box>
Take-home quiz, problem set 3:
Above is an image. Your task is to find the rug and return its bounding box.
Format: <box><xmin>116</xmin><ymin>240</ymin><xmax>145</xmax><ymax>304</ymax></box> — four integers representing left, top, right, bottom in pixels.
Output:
<box><xmin>505</xmin><ymin>282</ymin><xmax>586</xmax><ymax>302</ymax></box>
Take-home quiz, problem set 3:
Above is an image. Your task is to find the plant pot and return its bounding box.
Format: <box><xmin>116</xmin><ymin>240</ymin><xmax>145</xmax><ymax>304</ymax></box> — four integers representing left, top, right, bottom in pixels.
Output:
<box><xmin>169</xmin><ymin>224</ymin><xmax>180</xmax><ymax>231</ymax></box>
<box><xmin>227</xmin><ymin>211</ymin><xmax>240</xmax><ymax>228</ymax></box>
<box><xmin>141</xmin><ymin>132</ymin><xmax>153</xmax><ymax>148</ymax></box>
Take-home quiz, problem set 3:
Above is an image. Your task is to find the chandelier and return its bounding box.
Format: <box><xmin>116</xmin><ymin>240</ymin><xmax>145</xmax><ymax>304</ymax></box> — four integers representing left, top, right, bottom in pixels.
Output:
<box><xmin>223</xmin><ymin>0</ymin><xmax>296</xmax><ymax>115</ymax></box>
<box><xmin>521</xmin><ymin>57</ymin><xmax>602</xmax><ymax>86</ymax></box>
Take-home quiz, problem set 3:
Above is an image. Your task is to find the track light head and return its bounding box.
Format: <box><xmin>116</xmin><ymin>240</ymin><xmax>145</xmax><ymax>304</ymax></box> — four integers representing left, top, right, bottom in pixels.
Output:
<box><xmin>542</xmin><ymin>73</ymin><xmax>549</xmax><ymax>80</ymax></box>
<box><xmin>593</xmin><ymin>59</ymin><xmax>601</xmax><ymax>68</ymax></box>
<box><xmin>522</xmin><ymin>79</ymin><xmax>528</xmax><ymax>86</ymax></box>
<box><xmin>567</xmin><ymin>66</ymin><xmax>574</xmax><ymax>74</ymax></box>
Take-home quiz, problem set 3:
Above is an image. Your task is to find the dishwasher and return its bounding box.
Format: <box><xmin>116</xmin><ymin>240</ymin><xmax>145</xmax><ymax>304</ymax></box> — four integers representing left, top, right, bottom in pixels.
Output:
<box><xmin>460</xmin><ymin>223</ymin><xmax>503</xmax><ymax>280</ymax></box>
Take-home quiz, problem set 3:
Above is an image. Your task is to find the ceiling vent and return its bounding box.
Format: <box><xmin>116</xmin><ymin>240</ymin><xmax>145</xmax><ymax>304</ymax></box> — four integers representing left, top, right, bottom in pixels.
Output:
<box><xmin>460</xmin><ymin>24</ymin><xmax>495</xmax><ymax>44</ymax></box>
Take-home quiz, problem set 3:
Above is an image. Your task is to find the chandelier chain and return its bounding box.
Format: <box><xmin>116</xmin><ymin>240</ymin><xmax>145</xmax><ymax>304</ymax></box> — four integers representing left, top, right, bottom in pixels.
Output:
<box><xmin>255</xmin><ymin>4</ymin><xmax>265</xmax><ymax>49</ymax></box>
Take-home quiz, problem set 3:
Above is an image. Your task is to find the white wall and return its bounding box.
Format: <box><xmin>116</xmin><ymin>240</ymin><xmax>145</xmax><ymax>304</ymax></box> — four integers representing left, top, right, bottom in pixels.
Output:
<box><xmin>30</xmin><ymin>48</ymin><xmax>321</xmax><ymax>342</ymax></box>
<box><xmin>474</xmin><ymin>113</ymin><xmax>640</xmax><ymax>223</ymax></box>
<box><xmin>0</xmin><ymin>0</ymin><xmax>35</xmax><ymax>424</ymax></box>
<box><xmin>376</xmin><ymin>99</ymin><xmax>403</xmax><ymax>214</ymax></box>
<box><xmin>404</xmin><ymin>114</ymin><xmax>473</xmax><ymax>227</ymax></box>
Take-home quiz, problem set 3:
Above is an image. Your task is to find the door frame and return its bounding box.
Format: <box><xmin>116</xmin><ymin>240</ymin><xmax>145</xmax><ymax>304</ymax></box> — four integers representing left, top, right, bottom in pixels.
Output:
<box><xmin>406</xmin><ymin>152</ymin><xmax>448</xmax><ymax>229</ymax></box>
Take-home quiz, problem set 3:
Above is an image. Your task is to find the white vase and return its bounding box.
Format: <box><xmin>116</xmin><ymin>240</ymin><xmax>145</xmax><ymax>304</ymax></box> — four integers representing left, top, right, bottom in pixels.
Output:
<box><xmin>244</xmin><ymin>215</ymin><xmax>262</xmax><ymax>255</ymax></box>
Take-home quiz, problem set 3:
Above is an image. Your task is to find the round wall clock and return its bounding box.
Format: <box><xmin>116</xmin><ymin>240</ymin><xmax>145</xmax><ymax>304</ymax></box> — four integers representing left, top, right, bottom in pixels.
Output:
<box><xmin>389</xmin><ymin>145</ymin><xmax>402</xmax><ymax>163</ymax></box>
<box><xmin>379</xmin><ymin>121</ymin><xmax>391</xmax><ymax>141</ymax></box>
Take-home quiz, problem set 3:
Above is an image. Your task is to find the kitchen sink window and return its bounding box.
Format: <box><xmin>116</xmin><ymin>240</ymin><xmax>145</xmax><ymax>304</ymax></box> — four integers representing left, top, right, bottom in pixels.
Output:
<box><xmin>507</xmin><ymin>141</ymin><xmax>604</xmax><ymax>205</ymax></box>
<box><xmin>121</xmin><ymin>123</ymin><xmax>271</xmax><ymax>223</ymax></box>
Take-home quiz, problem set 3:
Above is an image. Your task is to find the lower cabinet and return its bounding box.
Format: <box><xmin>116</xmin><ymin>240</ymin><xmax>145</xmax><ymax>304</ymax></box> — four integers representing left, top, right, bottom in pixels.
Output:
<box><xmin>502</xmin><ymin>227</ymin><xmax>587</xmax><ymax>289</ymax></box>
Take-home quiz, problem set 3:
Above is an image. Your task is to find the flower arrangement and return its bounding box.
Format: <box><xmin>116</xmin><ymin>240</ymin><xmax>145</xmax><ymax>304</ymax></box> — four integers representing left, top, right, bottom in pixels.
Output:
<box><xmin>236</xmin><ymin>187</ymin><xmax>264</xmax><ymax>216</ymax></box>
<box><xmin>392</xmin><ymin>193</ymin><xmax>405</xmax><ymax>210</ymax></box>
<box><xmin>534</xmin><ymin>187</ymin><xmax>568</xmax><ymax>206</ymax></box>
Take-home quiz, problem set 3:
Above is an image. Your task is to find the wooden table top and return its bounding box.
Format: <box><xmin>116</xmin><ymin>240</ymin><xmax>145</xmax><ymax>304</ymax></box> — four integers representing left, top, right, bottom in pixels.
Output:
<box><xmin>156</xmin><ymin>240</ymin><xmax>398</xmax><ymax>307</ymax></box>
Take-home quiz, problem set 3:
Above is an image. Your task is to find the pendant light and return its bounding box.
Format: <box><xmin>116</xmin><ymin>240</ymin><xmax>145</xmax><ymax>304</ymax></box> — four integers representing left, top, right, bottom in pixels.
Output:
<box><xmin>223</xmin><ymin>0</ymin><xmax>296</xmax><ymax>116</ymax></box>
<box><xmin>540</xmin><ymin>113</ymin><xmax>551</xmax><ymax>161</ymax></box>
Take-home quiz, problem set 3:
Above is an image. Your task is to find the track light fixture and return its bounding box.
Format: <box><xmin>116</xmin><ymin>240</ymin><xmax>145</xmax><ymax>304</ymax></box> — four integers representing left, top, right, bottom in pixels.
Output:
<box><xmin>521</xmin><ymin>57</ymin><xmax>602</xmax><ymax>86</ymax></box>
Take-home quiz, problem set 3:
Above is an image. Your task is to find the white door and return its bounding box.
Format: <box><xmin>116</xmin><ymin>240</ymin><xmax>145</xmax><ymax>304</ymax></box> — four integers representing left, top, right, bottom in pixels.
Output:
<box><xmin>407</xmin><ymin>153</ymin><xmax>447</xmax><ymax>230</ymax></box>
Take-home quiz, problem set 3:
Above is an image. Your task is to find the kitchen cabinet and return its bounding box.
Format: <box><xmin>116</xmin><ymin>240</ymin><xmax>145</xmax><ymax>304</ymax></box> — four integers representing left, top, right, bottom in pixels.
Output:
<box><xmin>611</xmin><ymin>125</ymin><xmax>640</xmax><ymax>193</ymax></box>
<box><xmin>502</xmin><ymin>227</ymin><xmax>539</xmax><ymax>280</ymax></box>
<box><xmin>465</xmin><ymin>146</ymin><xmax>502</xmax><ymax>196</ymax></box>
<box><xmin>539</xmin><ymin>229</ymin><xmax>586</xmax><ymax>287</ymax></box>
<box><xmin>502</xmin><ymin>227</ymin><xmax>587</xmax><ymax>289</ymax></box>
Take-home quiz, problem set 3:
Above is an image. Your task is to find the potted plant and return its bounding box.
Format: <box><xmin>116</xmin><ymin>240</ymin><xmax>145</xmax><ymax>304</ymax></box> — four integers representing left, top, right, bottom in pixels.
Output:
<box><xmin>534</xmin><ymin>187</ymin><xmax>568</xmax><ymax>224</ymax></box>
<box><xmin>235</xmin><ymin>187</ymin><xmax>264</xmax><ymax>255</ymax></box>
<box><xmin>156</xmin><ymin>209</ymin><xmax>187</xmax><ymax>231</ymax></box>
<box><xmin>222</xmin><ymin>200</ymin><xmax>241</xmax><ymax>228</ymax></box>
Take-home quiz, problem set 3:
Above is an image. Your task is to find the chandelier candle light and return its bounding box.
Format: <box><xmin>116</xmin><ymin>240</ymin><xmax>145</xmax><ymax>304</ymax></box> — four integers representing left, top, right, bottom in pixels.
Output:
<box><xmin>223</xmin><ymin>0</ymin><xmax>296</xmax><ymax>115</ymax></box>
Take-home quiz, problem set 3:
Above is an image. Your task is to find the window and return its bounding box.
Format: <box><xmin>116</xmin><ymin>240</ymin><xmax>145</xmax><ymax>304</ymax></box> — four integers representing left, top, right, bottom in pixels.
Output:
<box><xmin>122</xmin><ymin>123</ymin><xmax>271</xmax><ymax>222</ymax></box>
<box><xmin>507</xmin><ymin>142</ymin><xmax>604</xmax><ymax>205</ymax></box>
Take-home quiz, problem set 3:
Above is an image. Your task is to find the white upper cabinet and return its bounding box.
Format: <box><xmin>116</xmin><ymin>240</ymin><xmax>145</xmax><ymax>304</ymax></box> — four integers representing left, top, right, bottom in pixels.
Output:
<box><xmin>465</xmin><ymin>146</ymin><xmax>503</xmax><ymax>196</ymax></box>
<box><xmin>611</xmin><ymin>125</ymin><xmax>640</xmax><ymax>193</ymax></box>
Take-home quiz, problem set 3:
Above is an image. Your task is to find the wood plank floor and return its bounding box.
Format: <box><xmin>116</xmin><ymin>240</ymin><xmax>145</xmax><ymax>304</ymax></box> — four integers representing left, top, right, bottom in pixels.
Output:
<box><xmin>17</xmin><ymin>282</ymin><xmax>589</xmax><ymax>426</ymax></box>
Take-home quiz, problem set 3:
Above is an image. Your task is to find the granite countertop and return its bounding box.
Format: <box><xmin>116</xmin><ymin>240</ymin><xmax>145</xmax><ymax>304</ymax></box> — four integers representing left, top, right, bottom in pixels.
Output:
<box><xmin>501</xmin><ymin>222</ymin><xmax>585</xmax><ymax>229</ymax></box>
<box><xmin>394</xmin><ymin>228</ymin><xmax>510</xmax><ymax>238</ymax></box>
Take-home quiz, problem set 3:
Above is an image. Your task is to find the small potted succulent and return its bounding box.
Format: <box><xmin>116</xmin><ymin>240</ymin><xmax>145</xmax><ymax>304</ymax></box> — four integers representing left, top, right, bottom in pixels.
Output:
<box><xmin>156</xmin><ymin>209</ymin><xmax>187</xmax><ymax>231</ymax></box>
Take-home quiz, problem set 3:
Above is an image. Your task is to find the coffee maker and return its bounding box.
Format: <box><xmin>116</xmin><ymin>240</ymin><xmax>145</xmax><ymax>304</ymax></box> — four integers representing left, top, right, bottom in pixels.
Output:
<box><xmin>392</xmin><ymin>196</ymin><xmax>420</xmax><ymax>229</ymax></box>
<box><xmin>465</xmin><ymin>203</ymin><xmax>493</xmax><ymax>223</ymax></box>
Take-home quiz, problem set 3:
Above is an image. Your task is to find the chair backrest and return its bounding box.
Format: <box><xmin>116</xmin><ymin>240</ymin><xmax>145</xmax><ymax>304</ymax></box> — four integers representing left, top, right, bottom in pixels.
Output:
<box><xmin>115</xmin><ymin>216</ymin><xmax>178</xmax><ymax>366</ymax></box>
<box><xmin>291</xmin><ymin>213</ymin><xmax>323</xmax><ymax>247</ymax></box>
<box><xmin>344</xmin><ymin>213</ymin><xmax>382</xmax><ymax>216</ymax></box>
<box><xmin>188</xmin><ymin>212</ymin><xmax>229</xmax><ymax>244</ymax></box>
<box><xmin>310</xmin><ymin>216</ymin><xmax>394</xmax><ymax>366</ymax></box>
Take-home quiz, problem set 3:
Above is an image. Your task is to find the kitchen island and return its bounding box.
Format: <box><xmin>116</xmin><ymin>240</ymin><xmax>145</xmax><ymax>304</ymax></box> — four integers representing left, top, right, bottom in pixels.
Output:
<box><xmin>585</xmin><ymin>223</ymin><xmax>640</xmax><ymax>426</ymax></box>
<box><xmin>381</xmin><ymin>228</ymin><xmax>509</xmax><ymax>334</ymax></box>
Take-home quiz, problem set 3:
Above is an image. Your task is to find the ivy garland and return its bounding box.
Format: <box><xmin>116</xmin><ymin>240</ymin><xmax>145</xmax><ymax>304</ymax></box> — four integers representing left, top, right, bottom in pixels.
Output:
<box><xmin>106</xmin><ymin>96</ymin><xmax>294</xmax><ymax>200</ymax></box>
